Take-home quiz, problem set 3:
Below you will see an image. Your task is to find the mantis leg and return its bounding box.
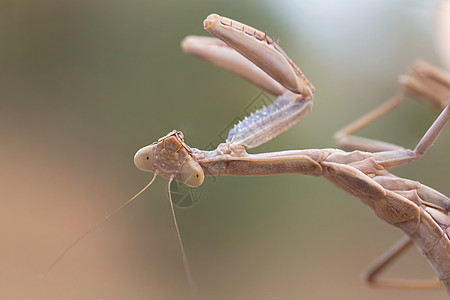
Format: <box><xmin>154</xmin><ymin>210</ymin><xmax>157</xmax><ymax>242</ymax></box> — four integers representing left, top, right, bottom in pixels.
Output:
<box><xmin>183</xmin><ymin>14</ymin><xmax>314</xmax><ymax>98</ymax></box>
<box><xmin>403</xmin><ymin>61</ymin><xmax>450</xmax><ymax>109</ymax></box>
<box><xmin>334</xmin><ymin>61</ymin><xmax>450</xmax><ymax>152</ymax></box>
<box><xmin>203</xmin><ymin>14</ymin><xmax>314</xmax><ymax>97</ymax></box>
<box><xmin>182</xmin><ymin>14</ymin><xmax>316</xmax><ymax>150</ymax></box>
<box><xmin>368</xmin><ymin>105</ymin><xmax>450</xmax><ymax>210</ymax></box>
<box><xmin>373</xmin><ymin>104</ymin><xmax>450</xmax><ymax>169</ymax></box>
<box><xmin>364</xmin><ymin>235</ymin><xmax>441</xmax><ymax>289</ymax></box>
<box><xmin>334</xmin><ymin>91</ymin><xmax>406</xmax><ymax>152</ymax></box>
<box><xmin>181</xmin><ymin>36</ymin><xmax>287</xmax><ymax>97</ymax></box>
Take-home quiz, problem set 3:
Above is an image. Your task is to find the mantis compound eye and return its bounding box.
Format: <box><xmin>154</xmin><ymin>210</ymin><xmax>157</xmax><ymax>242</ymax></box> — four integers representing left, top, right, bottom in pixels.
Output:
<box><xmin>177</xmin><ymin>160</ymin><xmax>204</xmax><ymax>187</ymax></box>
<box><xmin>134</xmin><ymin>145</ymin><xmax>156</xmax><ymax>172</ymax></box>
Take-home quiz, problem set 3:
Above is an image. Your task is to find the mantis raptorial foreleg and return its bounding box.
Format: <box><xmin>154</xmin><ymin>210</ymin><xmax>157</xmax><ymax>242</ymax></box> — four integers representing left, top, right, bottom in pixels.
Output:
<box><xmin>50</xmin><ymin>12</ymin><xmax>314</xmax><ymax>295</ymax></box>
<box><xmin>202</xmin><ymin>14</ymin><xmax>314</xmax><ymax>96</ymax></box>
<box><xmin>334</xmin><ymin>61</ymin><xmax>450</xmax><ymax>152</ymax></box>
<box><xmin>181</xmin><ymin>36</ymin><xmax>287</xmax><ymax>97</ymax></box>
<box><xmin>181</xmin><ymin>14</ymin><xmax>315</xmax><ymax>150</ymax></box>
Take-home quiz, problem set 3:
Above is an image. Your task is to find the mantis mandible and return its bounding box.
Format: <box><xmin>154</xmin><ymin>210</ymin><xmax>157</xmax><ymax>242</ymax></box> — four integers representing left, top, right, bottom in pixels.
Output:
<box><xmin>50</xmin><ymin>13</ymin><xmax>450</xmax><ymax>297</ymax></box>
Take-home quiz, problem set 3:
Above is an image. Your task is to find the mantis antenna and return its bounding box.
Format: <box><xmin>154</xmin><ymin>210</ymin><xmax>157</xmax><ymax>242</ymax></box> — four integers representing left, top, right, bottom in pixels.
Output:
<box><xmin>46</xmin><ymin>173</ymin><xmax>158</xmax><ymax>272</ymax></box>
<box><xmin>167</xmin><ymin>177</ymin><xmax>198</xmax><ymax>300</ymax></box>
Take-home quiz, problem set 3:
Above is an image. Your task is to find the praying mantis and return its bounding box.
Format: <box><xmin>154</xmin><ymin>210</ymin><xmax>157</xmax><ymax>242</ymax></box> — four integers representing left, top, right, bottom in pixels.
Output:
<box><xmin>49</xmin><ymin>13</ymin><xmax>450</xmax><ymax>298</ymax></box>
<box><xmin>132</xmin><ymin>14</ymin><xmax>450</xmax><ymax>295</ymax></box>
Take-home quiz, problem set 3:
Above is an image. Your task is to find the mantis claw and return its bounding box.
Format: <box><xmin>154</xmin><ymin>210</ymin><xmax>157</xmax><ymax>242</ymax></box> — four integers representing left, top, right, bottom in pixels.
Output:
<box><xmin>203</xmin><ymin>13</ymin><xmax>312</xmax><ymax>96</ymax></box>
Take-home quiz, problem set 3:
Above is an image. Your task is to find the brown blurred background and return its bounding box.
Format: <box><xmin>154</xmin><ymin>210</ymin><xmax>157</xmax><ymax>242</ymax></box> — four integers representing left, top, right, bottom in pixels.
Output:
<box><xmin>0</xmin><ymin>0</ymin><xmax>449</xmax><ymax>299</ymax></box>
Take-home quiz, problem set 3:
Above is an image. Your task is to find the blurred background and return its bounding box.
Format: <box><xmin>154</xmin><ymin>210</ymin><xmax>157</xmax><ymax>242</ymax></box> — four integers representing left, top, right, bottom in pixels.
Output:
<box><xmin>1</xmin><ymin>0</ymin><xmax>449</xmax><ymax>299</ymax></box>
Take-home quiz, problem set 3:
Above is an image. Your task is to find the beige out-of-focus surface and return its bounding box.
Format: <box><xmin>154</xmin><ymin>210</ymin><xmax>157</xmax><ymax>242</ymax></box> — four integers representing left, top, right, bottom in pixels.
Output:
<box><xmin>0</xmin><ymin>0</ymin><xmax>449</xmax><ymax>299</ymax></box>
<box><xmin>435</xmin><ymin>0</ymin><xmax>450</xmax><ymax>70</ymax></box>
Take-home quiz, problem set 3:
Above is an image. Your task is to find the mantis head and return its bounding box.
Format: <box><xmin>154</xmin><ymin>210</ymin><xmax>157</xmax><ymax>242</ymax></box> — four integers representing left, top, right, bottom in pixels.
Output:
<box><xmin>49</xmin><ymin>131</ymin><xmax>204</xmax><ymax>271</ymax></box>
<box><xmin>134</xmin><ymin>130</ymin><xmax>205</xmax><ymax>187</ymax></box>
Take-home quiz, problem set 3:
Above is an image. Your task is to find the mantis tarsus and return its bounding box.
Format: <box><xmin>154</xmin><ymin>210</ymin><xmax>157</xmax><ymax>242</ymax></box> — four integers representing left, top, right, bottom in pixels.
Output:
<box><xmin>52</xmin><ymin>13</ymin><xmax>450</xmax><ymax>297</ymax></box>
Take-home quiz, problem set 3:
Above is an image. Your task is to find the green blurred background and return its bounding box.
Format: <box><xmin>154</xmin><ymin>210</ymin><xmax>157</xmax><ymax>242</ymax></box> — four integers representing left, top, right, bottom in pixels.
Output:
<box><xmin>1</xmin><ymin>0</ymin><xmax>449</xmax><ymax>299</ymax></box>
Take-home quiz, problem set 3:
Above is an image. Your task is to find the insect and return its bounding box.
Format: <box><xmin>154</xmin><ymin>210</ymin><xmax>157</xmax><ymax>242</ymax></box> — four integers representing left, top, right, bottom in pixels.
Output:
<box><xmin>132</xmin><ymin>14</ymin><xmax>450</xmax><ymax>295</ymax></box>
<box><xmin>49</xmin><ymin>13</ymin><xmax>450</xmax><ymax>298</ymax></box>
